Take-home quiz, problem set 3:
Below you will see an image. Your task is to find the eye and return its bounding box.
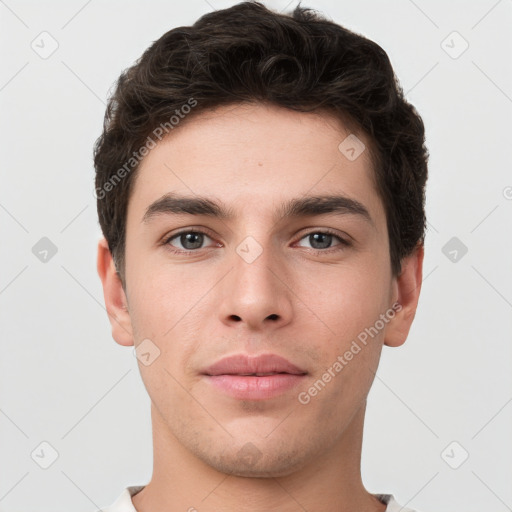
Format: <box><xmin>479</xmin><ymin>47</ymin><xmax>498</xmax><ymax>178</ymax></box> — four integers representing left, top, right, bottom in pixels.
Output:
<box><xmin>162</xmin><ymin>228</ymin><xmax>350</xmax><ymax>255</ymax></box>
<box><xmin>164</xmin><ymin>230</ymin><xmax>215</xmax><ymax>252</ymax></box>
<box><xmin>296</xmin><ymin>230</ymin><xmax>350</xmax><ymax>251</ymax></box>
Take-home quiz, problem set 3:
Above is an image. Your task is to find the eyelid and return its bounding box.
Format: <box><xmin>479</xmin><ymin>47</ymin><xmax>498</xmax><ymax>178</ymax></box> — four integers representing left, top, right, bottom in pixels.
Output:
<box><xmin>294</xmin><ymin>228</ymin><xmax>351</xmax><ymax>249</ymax></box>
<box><xmin>162</xmin><ymin>227</ymin><xmax>220</xmax><ymax>249</ymax></box>
<box><xmin>162</xmin><ymin>226</ymin><xmax>352</xmax><ymax>255</ymax></box>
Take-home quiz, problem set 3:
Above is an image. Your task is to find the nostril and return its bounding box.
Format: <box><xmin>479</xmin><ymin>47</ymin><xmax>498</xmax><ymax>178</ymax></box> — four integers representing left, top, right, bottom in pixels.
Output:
<box><xmin>266</xmin><ymin>314</ymin><xmax>279</xmax><ymax>321</ymax></box>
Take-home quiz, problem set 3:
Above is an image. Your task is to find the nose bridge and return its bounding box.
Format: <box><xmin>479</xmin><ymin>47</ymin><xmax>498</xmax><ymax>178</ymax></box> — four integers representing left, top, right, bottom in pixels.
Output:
<box><xmin>235</xmin><ymin>237</ymin><xmax>278</xmax><ymax>294</ymax></box>
<box><xmin>219</xmin><ymin>233</ymin><xmax>293</xmax><ymax>329</ymax></box>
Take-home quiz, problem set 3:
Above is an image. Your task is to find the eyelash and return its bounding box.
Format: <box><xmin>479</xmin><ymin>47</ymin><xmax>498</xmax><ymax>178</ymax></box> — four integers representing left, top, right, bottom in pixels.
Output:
<box><xmin>161</xmin><ymin>228</ymin><xmax>351</xmax><ymax>256</ymax></box>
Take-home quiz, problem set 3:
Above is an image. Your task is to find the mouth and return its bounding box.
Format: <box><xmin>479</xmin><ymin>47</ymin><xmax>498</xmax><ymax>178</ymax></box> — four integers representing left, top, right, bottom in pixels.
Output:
<box><xmin>202</xmin><ymin>353</ymin><xmax>307</xmax><ymax>400</ymax></box>
<box><xmin>227</xmin><ymin>372</ymin><xmax>294</xmax><ymax>376</ymax></box>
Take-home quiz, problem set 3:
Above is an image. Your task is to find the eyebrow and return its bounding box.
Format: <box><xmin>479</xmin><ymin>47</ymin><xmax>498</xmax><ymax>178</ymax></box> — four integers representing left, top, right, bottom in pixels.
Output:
<box><xmin>141</xmin><ymin>192</ymin><xmax>373</xmax><ymax>226</ymax></box>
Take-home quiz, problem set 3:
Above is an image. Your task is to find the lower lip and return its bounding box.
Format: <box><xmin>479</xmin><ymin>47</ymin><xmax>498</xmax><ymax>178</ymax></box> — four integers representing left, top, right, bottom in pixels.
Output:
<box><xmin>204</xmin><ymin>373</ymin><xmax>306</xmax><ymax>400</ymax></box>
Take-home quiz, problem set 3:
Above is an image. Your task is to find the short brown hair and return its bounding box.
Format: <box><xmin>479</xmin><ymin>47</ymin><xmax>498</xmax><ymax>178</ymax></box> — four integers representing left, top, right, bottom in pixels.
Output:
<box><xmin>94</xmin><ymin>0</ymin><xmax>428</xmax><ymax>287</ymax></box>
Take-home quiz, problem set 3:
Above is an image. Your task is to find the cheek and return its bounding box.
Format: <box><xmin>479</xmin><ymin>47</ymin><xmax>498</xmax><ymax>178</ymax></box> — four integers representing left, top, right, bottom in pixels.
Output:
<box><xmin>127</xmin><ymin>265</ymin><xmax>207</xmax><ymax>370</ymax></box>
<box><xmin>128</xmin><ymin>258</ymin><xmax>193</xmax><ymax>332</ymax></box>
<box><xmin>297</xmin><ymin>260</ymin><xmax>392</xmax><ymax>347</ymax></box>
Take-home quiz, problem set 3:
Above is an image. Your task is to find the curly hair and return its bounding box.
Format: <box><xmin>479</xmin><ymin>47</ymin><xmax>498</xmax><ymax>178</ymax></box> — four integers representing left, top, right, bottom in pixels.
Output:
<box><xmin>94</xmin><ymin>0</ymin><xmax>428</xmax><ymax>287</ymax></box>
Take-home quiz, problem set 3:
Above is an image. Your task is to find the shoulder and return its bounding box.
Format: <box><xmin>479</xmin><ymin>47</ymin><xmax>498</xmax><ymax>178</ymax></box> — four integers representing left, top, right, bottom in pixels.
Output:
<box><xmin>95</xmin><ymin>485</ymin><xmax>146</xmax><ymax>512</ymax></box>
<box><xmin>374</xmin><ymin>493</ymin><xmax>423</xmax><ymax>512</ymax></box>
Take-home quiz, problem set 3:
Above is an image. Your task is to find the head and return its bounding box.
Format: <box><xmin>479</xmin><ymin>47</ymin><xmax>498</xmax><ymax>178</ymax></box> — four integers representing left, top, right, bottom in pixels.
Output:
<box><xmin>95</xmin><ymin>1</ymin><xmax>427</xmax><ymax>477</ymax></box>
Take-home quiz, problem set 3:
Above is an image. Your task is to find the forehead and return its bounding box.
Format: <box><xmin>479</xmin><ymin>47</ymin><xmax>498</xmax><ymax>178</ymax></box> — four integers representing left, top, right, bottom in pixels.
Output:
<box><xmin>127</xmin><ymin>102</ymin><xmax>384</xmax><ymax>226</ymax></box>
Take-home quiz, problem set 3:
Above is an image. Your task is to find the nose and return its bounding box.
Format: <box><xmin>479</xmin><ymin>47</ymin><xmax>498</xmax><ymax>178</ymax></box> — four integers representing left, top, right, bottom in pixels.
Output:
<box><xmin>217</xmin><ymin>238</ymin><xmax>293</xmax><ymax>331</ymax></box>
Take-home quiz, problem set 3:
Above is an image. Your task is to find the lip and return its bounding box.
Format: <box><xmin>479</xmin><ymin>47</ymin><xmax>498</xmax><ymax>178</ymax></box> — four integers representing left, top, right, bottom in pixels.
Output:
<box><xmin>202</xmin><ymin>353</ymin><xmax>307</xmax><ymax>400</ymax></box>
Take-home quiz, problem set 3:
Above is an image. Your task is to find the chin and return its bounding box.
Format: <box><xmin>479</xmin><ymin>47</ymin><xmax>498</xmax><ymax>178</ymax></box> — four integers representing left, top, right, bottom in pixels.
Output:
<box><xmin>199</xmin><ymin>443</ymin><xmax>308</xmax><ymax>478</ymax></box>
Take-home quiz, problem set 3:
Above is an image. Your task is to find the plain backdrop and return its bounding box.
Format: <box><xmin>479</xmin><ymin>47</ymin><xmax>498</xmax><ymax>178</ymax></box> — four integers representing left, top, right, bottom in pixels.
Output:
<box><xmin>1</xmin><ymin>1</ymin><xmax>511</xmax><ymax>511</ymax></box>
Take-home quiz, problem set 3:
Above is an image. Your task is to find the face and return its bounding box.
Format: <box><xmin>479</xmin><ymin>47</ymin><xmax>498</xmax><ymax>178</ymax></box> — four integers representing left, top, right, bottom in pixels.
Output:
<box><xmin>108</xmin><ymin>102</ymin><xmax>408</xmax><ymax>477</ymax></box>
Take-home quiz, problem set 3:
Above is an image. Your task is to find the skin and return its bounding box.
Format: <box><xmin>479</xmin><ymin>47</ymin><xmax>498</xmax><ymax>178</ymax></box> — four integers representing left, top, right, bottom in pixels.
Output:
<box><xmin>97</xmin><ymin>102</ymin><xmax>423</xmax><ymax>512</ymax></box>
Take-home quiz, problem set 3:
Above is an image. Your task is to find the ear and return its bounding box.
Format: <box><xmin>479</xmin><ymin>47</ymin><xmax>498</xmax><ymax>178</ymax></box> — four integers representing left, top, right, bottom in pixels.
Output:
<box><xmin>96</xmin><ymin>237</ymin><xmax>134</xmax><ymax>346</ymax></box>
<box><xmin>384</xmin><ymin>244</ymin><xmax>424</xmax><ymax>348</ymax></box>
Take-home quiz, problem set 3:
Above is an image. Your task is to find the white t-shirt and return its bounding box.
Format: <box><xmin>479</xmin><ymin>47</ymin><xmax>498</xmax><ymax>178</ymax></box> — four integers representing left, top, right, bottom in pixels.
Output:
<box><xmin>98</xmin><ymin>485</ymin><xmax>422</xmax><ymax>511</ymax></box>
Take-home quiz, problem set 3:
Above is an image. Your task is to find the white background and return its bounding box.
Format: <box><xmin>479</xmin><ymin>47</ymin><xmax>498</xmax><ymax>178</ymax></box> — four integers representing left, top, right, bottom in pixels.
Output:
<box><xmin>0</xmin><ymin>1</ymin><xmax>511</xmax><ymax>511</ymax></box>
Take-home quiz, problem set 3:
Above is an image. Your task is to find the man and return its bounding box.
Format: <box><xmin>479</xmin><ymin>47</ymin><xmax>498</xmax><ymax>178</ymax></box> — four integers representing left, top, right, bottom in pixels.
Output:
<box><xmin>94</xmin><ymin>1</ymin><xmax>428</xmax><ymax>511</ymax></box>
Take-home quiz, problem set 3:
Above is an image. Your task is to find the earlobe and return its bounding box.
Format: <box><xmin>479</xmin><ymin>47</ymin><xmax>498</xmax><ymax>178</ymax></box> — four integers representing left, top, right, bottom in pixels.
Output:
<box><xmin>384</xmin><ymin>244</ymin><xmax>424</xmax><ymax>348</ymax></box>
<box><xmin>96</xmin><ymin>237</ymin><xmax>134</xmax><ymax>346</ymax></box>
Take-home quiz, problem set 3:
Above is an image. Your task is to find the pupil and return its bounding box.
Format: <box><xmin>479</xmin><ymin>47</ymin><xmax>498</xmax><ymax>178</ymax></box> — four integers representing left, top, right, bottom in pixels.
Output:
<box><xmin>310</xmin><ymin>233</ymin><xmax>331</xmax><ymax>249</ymax></box>
<box><xmin>182</xmin><ymin>232</ymin><xmax>203</xmax><ymax>249</ymax></box>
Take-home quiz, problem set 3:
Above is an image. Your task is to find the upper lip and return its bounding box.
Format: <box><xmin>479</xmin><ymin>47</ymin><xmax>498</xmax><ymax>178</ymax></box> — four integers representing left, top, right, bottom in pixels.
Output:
<box><xmin>202</xmin><ymin>353</ymin><xmax>307</xmax><ymax>376</ymax></box>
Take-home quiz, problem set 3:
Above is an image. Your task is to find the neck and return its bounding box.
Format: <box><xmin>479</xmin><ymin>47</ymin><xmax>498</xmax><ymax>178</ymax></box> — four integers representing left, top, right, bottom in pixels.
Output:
<box><xmin>132</xmin><ymin>402</ymin><xmax>386</xmax><ymax>512</ymax></box>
